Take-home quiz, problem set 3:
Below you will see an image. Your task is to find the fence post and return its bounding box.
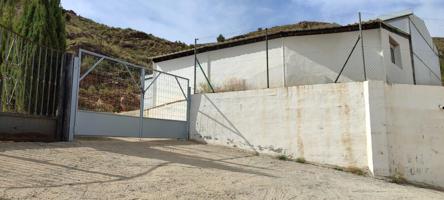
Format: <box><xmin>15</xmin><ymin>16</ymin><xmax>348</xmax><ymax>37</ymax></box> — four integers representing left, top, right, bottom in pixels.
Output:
<box><xmin>407</xmin><ymin>17</ymin><xmax>417</xmax><ymax>85</ymax></box>
<box><xmin>186</xmin><ymin>86</ymin><xmax>191</xmax><ymax>140</ymax></box>
<box><xmin>56</xmin><ymin>54</ymin><xmax>73</xmax><ymax>141</ymax></box>
<box><xmin>359</xmin><ymin>12</ymin><xmax>367</xmax><ymax>81</ymax></box>
<box><xmin>68</xmin><ymin>56</ymin><xmax>80</xmax><ymax>141</ymax></box>
<box><xmin>194</xmin><ymin>38</ymin><xmax>198</xmax><ymax>94</ymax></box>
<box><xmin>70</xmin><ymin>50</ymin><xmax>83</xmax><ymax>141</ymax></box>
<box><xmin>139</xmin><ymin>68</ymin><xmax>145</xmax><ymax>139</ymax></box>
<box><xmin>266</xmin><ymin>28</ymin><xmax>270</xmax><ymax>88</ymax></box>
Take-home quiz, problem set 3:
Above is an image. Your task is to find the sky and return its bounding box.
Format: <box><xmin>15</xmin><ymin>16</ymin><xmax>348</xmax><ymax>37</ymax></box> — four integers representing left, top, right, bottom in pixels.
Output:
<box><xmin>61</xmin><ymin>0</ymin><xmax>444</xmax><ymax>44</ymax></box>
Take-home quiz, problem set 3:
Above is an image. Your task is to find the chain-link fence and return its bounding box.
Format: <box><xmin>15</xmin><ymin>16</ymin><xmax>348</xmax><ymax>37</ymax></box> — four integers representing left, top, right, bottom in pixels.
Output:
<box><xmin>78</xmin><ymin>50</ymin><xmax>189</xmax><ymax>122</ymax></box>
<box><xmin>0</xmin><ymin>25</ymin><xmax>68</xmax><ymax>117</ymax></box>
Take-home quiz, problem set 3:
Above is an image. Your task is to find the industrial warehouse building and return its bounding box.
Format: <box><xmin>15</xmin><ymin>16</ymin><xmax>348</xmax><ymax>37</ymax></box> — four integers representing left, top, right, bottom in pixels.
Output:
<box><xmin>151</xmin><ymin>11</ymin><xmax>441</xmax><ymax>94</ymax></box>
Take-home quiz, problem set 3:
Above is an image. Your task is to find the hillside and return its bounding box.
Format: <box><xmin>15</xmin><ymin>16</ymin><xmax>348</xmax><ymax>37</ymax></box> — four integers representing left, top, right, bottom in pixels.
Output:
<box><xmin>64</xmin><ymin>10</ymin><xmax>191</xmax><ymax>67</ymax></box>
<box><xmin>228</xmin><ymin>21</ymin><xmax>340</xmax><ymax>41</ymax></box>
<box><xmin>433</xmin><ymin>37</ymin><xmax>444</xmax><ymax>84</ymax></box>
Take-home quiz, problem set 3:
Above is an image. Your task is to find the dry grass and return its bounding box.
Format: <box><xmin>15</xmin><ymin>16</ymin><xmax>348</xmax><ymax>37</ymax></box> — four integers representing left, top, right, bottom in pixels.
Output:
<box><xmin>217</xmin><ymin>78</ymin><xmax>247</xmax><ymax>92</ymax></box>
<box><xmin>344</xmin><ymin>166</ymin><xmax>366</xmax><ymax>176</ymax></box>
<box><xmin>391</xmin><ymin>172</ymin><xmax>408</xmax><ymax>184</ymax></box>
<box><xmin>295</xmin><ymin>157</ymin><xmax>306</xmax><ymax>163</ymax></box>
<box><xmin>197</xmin><ymin>78</ymin><xmax>247</xmax><ymax>94</ymax></box>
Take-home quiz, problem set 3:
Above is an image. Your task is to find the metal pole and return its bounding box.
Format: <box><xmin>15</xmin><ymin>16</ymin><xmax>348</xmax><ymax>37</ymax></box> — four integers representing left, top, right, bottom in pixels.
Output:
<box><xmin>72</xmin><ymin>51</ymin><xmax>82</xmax><ymax>138</ymax></box>
<box><xmin>52</xmin><ymin>51</ymin><xmax>62</xmax><ymax>116</ymax></box>
<box><xmin>28</xmin><ymin>45</ymin><xmax>36</xmax><ymax>113</ymax></box>
<box><xmin>194</xmin><ymin>38</ymin><xmax>198</xmax><ymax>94</ymax></box>
<box><xmin>0</xmin><ymin>28</ymin><xmax>2</xmax><ymax>110</ymax></box>
<box><xmin>186</xmin><ymin>85</ymin><xmax>191</xmax><ymax>140</ymax></box>
<box><xmin>265</xmin><ymin>28</ymin><xmax>270</xmax><ymax>88</ymax></box>
<box><xmin>282</xmin><ymin>39</ymin><xmax>286</xmax><ymax>87</ymax></box>
<box><xmin>407</xmin><ymin>17</ymin><xmax>416</xmax><ymax>85</ymax></box>
<box><xmin>46</xmin><ymin>49</ymin><xmax>54</xmax><ymax>115</ymax></box>
<box><xmin>139</xmin><ymin>68</ymin><xmax>145</xmax><ymax>139</ymax></box>
<box><xmin>359</xmin><ymin>12</ymin><xmax>367</xmax><ymax>81</ymax></box>
<box><xmin>34</xmin><ymin>47</ymin><xmax>42</xmax><ymax>115</ymax></box>
<box><xmin>196</xmin><ymin>59</ymin><xmax>215</xmax><ymax>93</ymax></box>
<box><xmin>22</xmin><ymin>41</ymin><xmax>30</xmax><ymax>114</ymax></box>
<box><xmin>40</xmin><ymin>48</ymin><xmax>48</xmax><ymax>115</ymax></box>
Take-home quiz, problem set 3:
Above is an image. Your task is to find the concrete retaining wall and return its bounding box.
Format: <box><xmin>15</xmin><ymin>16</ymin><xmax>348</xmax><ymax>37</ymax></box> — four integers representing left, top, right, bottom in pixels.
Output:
<box><xmin>0</xmin><ymin>113</ymin><xmax>57</xmax><ymax>142</ymax></box>
<box><xmin>190</xmin><ymin>81</ymin><xmax>444</xmax><ymax>189</ymax></box>
<box><xmin>190</xmin><ymin>82</ymin><xmax>369</xmax><ymax>169</ymax></box>
<box><xmin>384</xmin><ymin>84</ymin><xmax>444</xmax><ymax>188</ymax></box>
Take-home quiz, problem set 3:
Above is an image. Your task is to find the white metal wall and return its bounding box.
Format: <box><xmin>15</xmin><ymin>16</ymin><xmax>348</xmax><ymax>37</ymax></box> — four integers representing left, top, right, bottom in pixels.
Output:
<box><xmin>384</xmin><ymin>15</ymin><xmax>442</xmax><ymax>85</ymax></box>
<box><xmin>155</xmin><ymin>28</ymin><xmax>418</xmax><ymax>92</ymax></box>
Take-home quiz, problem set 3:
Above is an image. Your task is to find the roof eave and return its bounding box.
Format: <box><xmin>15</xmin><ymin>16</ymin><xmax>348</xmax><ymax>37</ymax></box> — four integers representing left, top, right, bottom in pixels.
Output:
<box><xmin>152</xmin><ymin>21</ymin><xmax>409</xmax><ymax>63</ymax></box>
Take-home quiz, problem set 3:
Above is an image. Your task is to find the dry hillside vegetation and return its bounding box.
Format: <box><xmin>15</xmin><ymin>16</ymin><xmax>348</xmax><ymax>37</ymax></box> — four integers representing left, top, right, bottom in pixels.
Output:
<box><xmin>228</xmin><ymin>21</ymin><xmax>340</xmax><ymax>41</ymax></box>
<box><xmin>64</xmin><ymin>10</ymin><xmax>191</xmax><ymax>68</ymax></box>
<box><xmin>433</xmin><ymin>37</ymin><xmax>444</xmax><ymax>84</ymax></box>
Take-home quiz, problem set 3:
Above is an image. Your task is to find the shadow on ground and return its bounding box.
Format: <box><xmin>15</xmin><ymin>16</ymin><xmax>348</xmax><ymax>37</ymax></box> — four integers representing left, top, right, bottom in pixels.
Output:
<box><xmin>0</xmin><ymin>137</ymin><xmax>275</xmax><ymax>189</ymax></box>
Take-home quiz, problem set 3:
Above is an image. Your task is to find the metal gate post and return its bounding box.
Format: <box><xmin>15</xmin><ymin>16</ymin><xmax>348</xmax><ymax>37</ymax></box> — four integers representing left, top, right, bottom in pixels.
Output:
<box><xmin>186</xmin><ymin>86</ymin><xmax>191</xmax><ymax>140</ymax></box>
<box><xmin>139</xmin><ymin>68</ymin><xmax>145</xmax><ymax>139</ymax></box>
<box><xmin>68</xmin><ymin>56</ymin><xmax>81</xmax><ymax>141</ymax></box>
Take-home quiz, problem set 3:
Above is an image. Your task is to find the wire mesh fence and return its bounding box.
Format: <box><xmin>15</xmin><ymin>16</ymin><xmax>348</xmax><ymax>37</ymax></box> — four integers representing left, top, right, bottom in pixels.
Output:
<box><xmin>191</xmin><ymin>28</ymin><xmax>441</xmax><ymax>94</ymax></box>
<box><xmin>144</xmin><ymin>70</ymin><xmax>189</xmax><ymax>121</ymax></box>
<box><xmin>192</xmin><ymin>31</ymin><xmax>383</xmax><ymax>94</ymax></box>
<box><xmin>78</xmin><ymin>50</ymin><xmax>189</xmax><ymax>121</ymax></box>
<box><xmin>0</xmin><ymin>25</ymin><xmax>67</xmax><ymax>117</ymax></box>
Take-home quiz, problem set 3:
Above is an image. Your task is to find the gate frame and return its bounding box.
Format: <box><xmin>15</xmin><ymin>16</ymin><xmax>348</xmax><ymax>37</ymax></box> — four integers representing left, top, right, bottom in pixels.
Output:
<box><xmin>68</xmin><ymin>49</ymin><xmax>191</xmax><ymax>141</ymax></box>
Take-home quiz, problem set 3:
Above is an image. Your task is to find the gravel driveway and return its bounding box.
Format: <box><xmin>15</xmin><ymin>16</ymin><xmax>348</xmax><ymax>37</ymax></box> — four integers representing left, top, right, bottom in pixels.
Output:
<box><xmin>1</xmin><ymin>137</ymin><xmax>443</xmax><ymax>200</ymax></box>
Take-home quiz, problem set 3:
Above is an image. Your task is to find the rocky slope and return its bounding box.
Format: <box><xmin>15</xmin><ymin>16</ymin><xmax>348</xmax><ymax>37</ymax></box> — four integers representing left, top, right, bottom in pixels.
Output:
<box><xmin>64</xmin><ymin>10</ymin><xmax>191</xmax><ymax>67</ymax></box>
<box><xmin>433</xmin><ymin>37</ymin><xmax>444</xmax><ymax>84</ymax></box>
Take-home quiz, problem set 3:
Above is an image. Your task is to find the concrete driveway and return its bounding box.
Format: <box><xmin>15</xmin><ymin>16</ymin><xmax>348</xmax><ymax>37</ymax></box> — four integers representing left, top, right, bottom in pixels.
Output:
<box><xmin>0</xmin><ymin>138</ymin><xmax>443</xmax><ymax>200</ymax></box>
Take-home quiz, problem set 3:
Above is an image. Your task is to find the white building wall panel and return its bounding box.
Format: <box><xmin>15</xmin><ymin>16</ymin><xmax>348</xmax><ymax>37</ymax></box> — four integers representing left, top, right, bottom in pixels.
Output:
<box><xmin>284</xmin><ymin>29</ymin><xmax>387</xmax><ymax>85</ymax></box>
<box><xmin>384</xmin><ymin>15</ymin><xmax>441</xmax><ymax>85</ymax></box>
<box><xmin>380</xmin><ymin>29</ymin><xmax>414</xmax><ymax>84</ymax></box>
<box><xmin>155</xmin><ymin>28</ymin><xmax>420</xmax><ymax>92</ymax></box>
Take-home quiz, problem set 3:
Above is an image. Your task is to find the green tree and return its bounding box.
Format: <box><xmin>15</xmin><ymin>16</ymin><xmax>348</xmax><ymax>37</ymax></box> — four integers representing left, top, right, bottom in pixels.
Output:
<box><xmin>217</xmin><ymin>34</ymin><xmax>225</xmax><ymax>43</ymax></box>
<box><xmin>18</xmin><ymin>0</ymin><xmax>66</xmax><ymax>49</ymax></box>
<box><xmin>0</xmin><ymin>0</ymin><xmax>66</xmax><ymax>114</ymax></box>
<box><xmin>0</xmin><ymin>0</ymin><xmax>20</xmax><ymax>112</ymax></box>
<box><xmin>0</xmin><ymin>0</ymin><xmax>18</xmax><ymax>29</ymax></box>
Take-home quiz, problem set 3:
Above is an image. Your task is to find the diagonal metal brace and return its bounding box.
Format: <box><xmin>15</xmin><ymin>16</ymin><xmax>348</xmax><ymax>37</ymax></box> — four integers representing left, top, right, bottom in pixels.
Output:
<box><xmin>79</xmin><ymin>57</ymin><xmax>104</xmax><ymax>81</ymax></box>
<box><xmin>175</xmin><ymin>76</ymin><xmax>188</xmax><ymax>100</ymax></box>
<box><xmin>144</xmin><ymin>73</ymin><xmax>161</xmax><ymax>93</ymax></box>
<box><xmin>334</xmin><ymin>35</ymin><xmax>360</xmax><ymax>83</ymax></box>
<box><xmin>122</xmin><ymin>63</ymin><xmax>140</xmax><ymax>88</ymax></box>
<box><xmin>4</xmin><ymin>38</ymin><xmax>16</xmax><ymax>62</ymax></box>
<box><xmin>7</xmin><ymin>79</ymin><xmax>18</xmax><ymax>104</ymax></box>
<box><xmin>196</xmin><ymin>58</ymin><xmax>215</xmax><ymax>93</ymax></box>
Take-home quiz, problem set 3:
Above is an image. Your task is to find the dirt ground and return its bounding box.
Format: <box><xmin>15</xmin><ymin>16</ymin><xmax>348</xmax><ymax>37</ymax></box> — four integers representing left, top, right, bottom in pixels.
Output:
<box><xmin>0</xmin><ymin>138</ymin><xmax>443</xmax><ymax>200</ymax></box>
